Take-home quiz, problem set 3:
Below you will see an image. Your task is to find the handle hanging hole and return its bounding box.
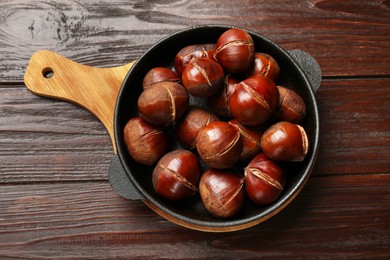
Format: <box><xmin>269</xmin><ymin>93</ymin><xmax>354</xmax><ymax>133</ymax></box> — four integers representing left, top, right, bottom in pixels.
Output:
<box><xmin>42</xmin><ymin>67</ymin><xmax>54</xmax><ymax>78</ymax></box>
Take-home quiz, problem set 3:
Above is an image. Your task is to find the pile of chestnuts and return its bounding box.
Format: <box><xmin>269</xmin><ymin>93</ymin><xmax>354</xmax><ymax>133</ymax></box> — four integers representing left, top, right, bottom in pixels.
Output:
<box><xmin>123</xmin><ymin>28</ymin><xmax>309</xmax><ymax>219</ymax></box>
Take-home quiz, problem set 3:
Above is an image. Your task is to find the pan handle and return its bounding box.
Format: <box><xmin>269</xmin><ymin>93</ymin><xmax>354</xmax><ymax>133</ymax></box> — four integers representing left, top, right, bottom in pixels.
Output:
<box><xmin>108</xmin><ymin>156</ymin><xmax>143</xmax><ymax>200</ymax></box>
<box><xmin>24</xmin><ymin>50</ymin><xmax>135</xmax><ymax>153</ymax></box>
<box><xmin>287</xmin><ymin>50</ymin><xmax>322</xmax><ymax>93</ymax></box>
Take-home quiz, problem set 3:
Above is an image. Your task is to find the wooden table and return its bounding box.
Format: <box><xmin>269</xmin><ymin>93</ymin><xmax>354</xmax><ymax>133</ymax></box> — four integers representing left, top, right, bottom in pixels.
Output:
<box><xmin>1</xmin><ymin>1</ymin><xmax>389</xmax><ymax>259</ymax></box>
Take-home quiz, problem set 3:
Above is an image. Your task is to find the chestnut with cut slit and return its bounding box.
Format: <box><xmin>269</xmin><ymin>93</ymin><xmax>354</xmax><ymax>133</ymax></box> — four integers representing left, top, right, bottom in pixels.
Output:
<box><xmin>123</xmin><ymin>116</ymin><xmax>170</xmax><ymax>166</ymax></box>
<box><xmin>245</xmin><ymin>153</ymin><xmax>285</xmax><ymax>205</ymax></box>
<box><xmin>261</xmin><ymin>121</ymin><xmax>309</xmax><ymax>161</ymax></box>
<box><xmin>214</xmin><ymin>28</ymin><xmax>255</xmax><ymax>74</ymax></box>
<box><xmin>247</xmin><ymin>52</ymin><xmax>280</xmax><ymax>82</ymax></box>
<box><xmin>153</xmin><ymin>150</ymin><xmax>202</xmax><ymax>200</ymax></box>
<box><xmin>138</xmin><ymin>81</ymin><xmax>189</xmax><ymax>126</ymax></box>
<box><xmin>229</xmin><ymin>75</ymin><xmax>279</xmax><ymax>126</ymax></box>
<box><xmin>182</xmin><ymin>57</ymin><xmax>225</xmax><ymax>97</ymax></box>
<box><xmin>196</xmin><ymin>121</ymin><xmax>242</xmax><ymax>169</ymax></box>
<box><xmin>273</xmin><ymin>85</ymin><xmax>306</xmax><ymax>124</ymax></box>
<box><xmin>199</xmin><ymin>169</ymin><xmax>246</xmax><ymax>218</ymax></box>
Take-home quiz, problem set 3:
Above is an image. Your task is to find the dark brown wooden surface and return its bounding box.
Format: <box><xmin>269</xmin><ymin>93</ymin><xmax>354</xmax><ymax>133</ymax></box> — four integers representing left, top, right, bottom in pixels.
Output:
<box><xmin>0</xmin><ymin>0</ymin><xmax>389</xmax><ymax>259</ymax></box>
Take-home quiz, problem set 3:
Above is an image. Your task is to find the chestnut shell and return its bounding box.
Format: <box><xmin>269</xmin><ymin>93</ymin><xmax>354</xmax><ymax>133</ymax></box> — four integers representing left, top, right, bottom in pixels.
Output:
<box><xmin>153</xmin><ymin>150</ymin><xmax>201</xmax><ymax>200</ymax></box>
<box><xmin>138</xmin><ymin>81</ymin><xmax>189</xmax><ymax>126</ymax></box>
<box><xmin>199</xmin><ymin>169</ymin><xmax>246</xmax><ymax>218</ymax></box>
<box><xmin>196</xmin><ymin>121</ymin><xmax>242</xmax><ymax>169</ymax></box>
<box><xmin>114</xmin><ymin>25</ymin><xmax>320</xmax><ymax>231</ymax></box>
<box><xmin>123</xmin><ymin>116</ymin><xmax>170</xmax><ymax>166</ymax></box>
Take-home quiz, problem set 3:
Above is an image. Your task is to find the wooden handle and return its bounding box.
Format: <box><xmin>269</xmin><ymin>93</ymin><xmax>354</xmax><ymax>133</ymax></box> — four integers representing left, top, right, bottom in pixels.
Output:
<box><xmin>24</xmin><ymin>50</ymin><xmax>135</xmax><ymax>153</ymax></box>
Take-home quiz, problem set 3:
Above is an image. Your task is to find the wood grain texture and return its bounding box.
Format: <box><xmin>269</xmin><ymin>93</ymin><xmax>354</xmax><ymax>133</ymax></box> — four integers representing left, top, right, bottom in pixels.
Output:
<box><xmin>0</xmin><ymin>176</ymin><xmax>388</xmax><ymax>259</ymax></box>
<box><xmin>0</xmin><ymin>86</ymin><xmax>113</xmax><ymax>183</ymax></box>
<box><xmin>1</xmin><ymin>0</ymin><xmax>389</xmax><ymax>82</ymax></box>
<box><xmin>315</xmin><ymin>78</ymin><xmax>390</xmax><ymax>175</ymax></box>
<box><xmin>1</xmin><ymin>0</ymin><xmax>389</xmax><ymax>258</ymax></box>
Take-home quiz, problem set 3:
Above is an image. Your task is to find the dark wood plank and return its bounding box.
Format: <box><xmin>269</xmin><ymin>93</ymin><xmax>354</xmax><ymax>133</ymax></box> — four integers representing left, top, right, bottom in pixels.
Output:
<box><xmin>1</xmin><ymin>78</ymin><xmax>389</xmax><ymax>183</ymax></box>
<box><xmin>1</xmin><ymin>1</ymin><xmax>389</xmax><ymax>258</ymax></box>
<box><xmin>314</xmin><ymin>78</ymin><xmax>390</xmax><ymax>175</ymax></box>
<box><xmin>0</xmin><ymin>86</ymin><xmax>113</xmax><ymax>183</ymax></box>
<box><xmin>0</xmin><ymin>175</ymin><xmax>388</xmax><ymax>259</ymax></box>
<box><xmin>1</xmin><ymin>0</ymin><xmax>389</xmax><ymax>82</ymax></box>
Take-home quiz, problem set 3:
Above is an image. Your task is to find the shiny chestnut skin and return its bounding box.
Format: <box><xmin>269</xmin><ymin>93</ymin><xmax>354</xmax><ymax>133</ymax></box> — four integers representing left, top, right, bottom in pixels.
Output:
<box><xmin>196</xmin><ymin>121</ymin><xmax>242</xmax><ymax>169</ymax></box>
<box><xmin>142</xmin><ymin>67</ymin><xmax>180</xmax><ymax>89</ymax></box>
<box><xmin>214</xmin><ymin>28</ymin><xmax>255</xmax><ymax>74</ymax></box>
<box><xmin>199</xmin><ymin>169</ymin><xmax>245</xmax><ymax>218</ymax></box>
<box><xmin>138</xmin><ymin>81</ymin><xmax>189</xmax><ymax>126</ymax></box>
<box><xmin>182</xmin><ymin>57</ymin><xmax>225</xmax><ymax>97</ymax></box>
<box><xmin>229</xmin><ymin>75</ymin><xmax>279</xmax><ymax>126</ymax></box>
<box><xmin>247</xmin><ymin>53</ymin><xmax>280</xmax><ymax>82</ymax></box>
<box><xmin>153</xmin><ymin>150</ymin><xmax>201</xmax><ymax>200</ymax></box>
<box><xmin>206</xmin><ymin>74</ymin><xmax>239</xmax><ymax>118</ymax></box>
<box><xmin>174</xmin><ymin>106</ymin><xmax>219</xmax><ymax>150</ymax></box>
<box><xmin>229</xmin><ymin>119</ymin><xmax>264</xmax><ymax>161</ymax></box>
<box><xmin>244</xmin><ymin>153</ymin><xmax>285</xmax><ymax>205</ymax></box>
<box><xmin>273</xmin><ymin>86</ymin><xmax>306</xmax><ymax>124</ymax></box>
<box><xmin>174</xmin><ymin>43</ymin><xmax>215</xmax><ymax>76</ymax></box>
<box><xmin>261</xmin><ymin>121</ymin><xmax>309</xmax><ymax>161</ymax></box>
<box><xmin>123</xmin><ymin>116</ymin><xmax>170</xmax><ymax>166</ymax></box>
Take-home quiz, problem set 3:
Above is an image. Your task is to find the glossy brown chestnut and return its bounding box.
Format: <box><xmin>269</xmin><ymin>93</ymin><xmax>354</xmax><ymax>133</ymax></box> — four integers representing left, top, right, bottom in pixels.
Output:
<box><xmin>182</xmin><ymin>57</ymin><xmax>225</xmax><ymax>97</ymax></box>
<box><xmin>174</xmin><ymin>43</ymin><xmax>215</xmax><ymax>76</ymax></box>
<box><xmin>229</xmin><ymin>119</ymin><xmax>264</xmax><ymax>161</ymax></box>
<box><xmin>214</xmin><ymin>28</ymin><xmax>255</xmax><ymax>74</ymax></box>
<box><xmin>138</xmin><ymin>81</ymin><xmax>189</xmax><ymax>126</ymax></box>
<box><xmin>244</xmin><ymin>153</ymin><xmax>285</xmax><ymax>205</ymax></box>
<box><xmin>196</xmin><ymin>121</ymin><xmax>242</xmax><ymax>169</ymax></box>
<box><xmin>174</xmin><ymin>106</ymin><xmax>219</xmax><ymax>149</ymax></box>
<box><xmin>123</xmin><ymin>116</ymin><xmax>170</xmax><ymax>166</ymax></box>
<box><xmin>199</xmin><ymin>169</ymin><xmax>245</xmax><ymax>218</ymax></box>
<box><xmin>206</xmin><ymin>74</ymin><xmax>239</xmax><ymax>118</ymax></box>
<box><xmin>247</xmin><ymin>53</ymin><xmax>280</xmax><ymax>82</ymax></box>
<box><xmin>261</xmin><ymin>121</ymin><xmax>309</xmax><ymax>161</ymax></box>
<box><xmin>153</xmin><ymin>150</ymin><xmax>201</xmax><ymax>200</ymax></box>
<box><xmin>142</xmin><ymin>67</ymin><xmax>180</xmax><ymax>89</ymax></box>
<box><xmin>273</xmin><ymin>86</ymin><xmax>306</xmax><ymax>124</ymax></box>
<box><xmin>229</xmin><ymin>75</ymin><xmax>279</xmax><ymax>126</ymax></box>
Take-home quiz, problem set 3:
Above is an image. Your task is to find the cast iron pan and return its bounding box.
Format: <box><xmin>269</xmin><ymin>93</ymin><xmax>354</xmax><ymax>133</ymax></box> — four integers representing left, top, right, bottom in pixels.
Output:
<box><xmin>24</xmin><ymin>25</ymin><xmax>321</xmax><ymax>232</ymax></box>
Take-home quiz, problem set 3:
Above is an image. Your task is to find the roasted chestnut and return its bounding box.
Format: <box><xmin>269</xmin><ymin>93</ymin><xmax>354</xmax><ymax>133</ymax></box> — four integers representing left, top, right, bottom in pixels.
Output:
<box><xmin>229</xmin><ymin>75</ymin><xmax>279</xmax><ymax>126</ymax></box>
<box><xmin>261</xmin><ymin>121</ymin><xmax>309</xmax><ymax>161</ymax></box>
<box><xmin>138</xmin><ymin>81</ymin><xmax>189</xmax><ymax>126</ymax></box>
<box><xmin>273</xmin><ymin>86</ymin><xmax>306</xmax><ymax>124</ymax></box>
<box><xmin>174</xmin><ymin>43</ymin><xmax>215</xmax><ymax>76</ymax></box>
<box><xmin>228</xmin><ymin>119</ymin><xmax>264</xmax><ymax>161</ymax></box>
<box><xmin>182</xmin><ymin>57</ymin><xmax>225</xmax><ymax>97</ymax></box>
<box><xmin>214</xmin><ymin>28</ymin><xmax>255</xmax><ymax>74</ymax></box>
<box><xmin>174</xmin><ymin>106</ymin><xmax>219</xmax><ymax>150</ymax></box>
<box><xmin>142</xmin><ymin>67</ymin><xmax>180</xmax><ymax>89</ymax></box>
<box><xmin>199</xmin><ymin>169</ymin><xmax>245</xmax><ymax>218</ymax></box>
<box><xmin>196</xmin><ymin>121</ymin><xmax>242</xmax><ymax>169</ymax></box>
<box><xmin>244</xmin><ymin>153</ymin><xmax>285</xmax><ymax>205</ymax></box>
<box><xmin>123</xmin><ymin>116</ymin><xmax>170</xmax><ymax>165</ymax></box>
<box><xmin>206</xmin><ymin>74</ymin><xmax>239</xmax><ymax>118</ymax></box>
<box><xmin>153</xmin><ymin>150</ymin><xmax>201</xmax><ymax>200</ymax></box>
<box><xmin>246</xmin><ymin>53</ymin><xmax>280</xmax><ymax>82</ymax></box>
